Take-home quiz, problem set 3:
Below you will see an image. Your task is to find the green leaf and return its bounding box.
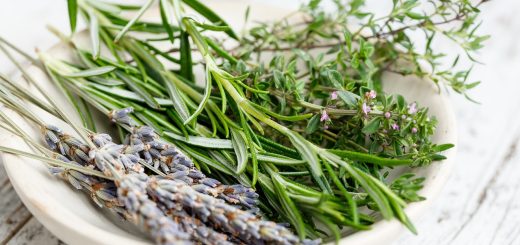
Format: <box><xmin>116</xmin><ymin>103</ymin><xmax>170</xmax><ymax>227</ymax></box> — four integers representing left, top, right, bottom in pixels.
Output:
<box><xmin>90</xmin><ymin>84</ymin><xmax>172</xmax><ymax>106</ymax></box>
<box><xmin>271</xmin><ymin>174</ymin><xmax>306</xmax><ymax>239</ymax></box>
<box><xmin>406</xmin><ymin>12</ymin><xmax>425</xmax><ymax>20</ymax></box>
<box><xmin>362</xmin><ymin>117</ymin><xmax>381</xmax><ymax>134</ymax></box>
<box><xmin>162</xmin><ymin>72</ymin><xmax>191</xmax><ymax>122</ymax></box>
<box><xmin>164</xmin><ymin>131</ymin><xmax>233</xmax><ymax>149</ymax></box>
<box><xmin>205</xmin><ymin>37</ymin><xmax>237</xmax><ymax>64</ymax></box>
<box><xmin>193</xmin><ymin>21</ymin><xmax>231</xmax><ymax>32</ymax></box>
<box><xmin>329</xmin><ymin>149</ymin><xmax>413</xmax><ymax>166</ymax></box>
<box><xmin>67</xmin><ymin>0</ymin><xmax>78</xmax><ymax>33</ymax></box>
<box><xmin>159</xmin><ymin>0</ymin><xmax>176</xmax><ymax>43</ymax></box>
<box><xmin>396</xmin><ymin>94</ymin><xmax>406</xmax><ymax>109</ymax></box>
<box><xmin>305</xmin><ymin>114</ymin><xmax>320</xmax><ymax>134</ymax></box>
<box><xmin>114</xmin><ymin>0</ymin><xmax>155</xmax><ymax>42</ymax></box>
<box><xmin>88</xmin><ymin>0</ymin><xmax>122</xmax><ymax>13</ymax></box>
<box><xmin>337</xmin><ymin>90</ymin><xmax>360</xmax><ymax>108</ymax></box>
<box><xmin>88</xmin><ymin>10</ymin><xmax>100</xmax><ymax>60</ymax></box>
<box><xmin>252</xmin><ymin>103</ymin><xmax>312</xmax><ymax>122</ymax></box>
<box><xmin>433</xmin><ymin>143</ymin><xmax>455</xmax><ymax>152</ymax></box>
<box><xmin>182</xmin><ymin>0</ymin><xmax>239</xmax><ymax>39</ymax></box>
<box><xmin>184</xmin><ymin>65</ymin><xmax>211</xmax><ymax>125</ymax></box>
<box><xmin>230</xmin><ymin>128</ymin><xmax>248</xmax><ymax>174</ymax></box>
<box><xmin>286</xmin><ymin>132</ymin><xmax>332</xmax><ymax>194</ymax></box>
<box><xmin>257</xmin><ymin>153</ymin><xmax>305</xmax><ymax>166</ymax></box>
<box><xmin>115</xmin><ymin>70</ymin><xmax>160</xmax><ymax>109</ymax></box>
<box><xmin>180</xmin><ymin>30</ymin><xmax>194</xmax><ymax>81</ymax></box>
<box><xmin>181</xmin><ymin>146</ymin><xmax>234</xmax><ymax>175</ymax></box>
<box><xmin>87</xmin><ymin>77</ymin><xmax>125</xmax><ymax>86</ymax></box>
<box><xmin>63</xmin><ymin>66</ymin><xmax>116</xmax><ymax>78</ymax></box>
<box><xmin>308</xmin><ymin>0</ymin><xmax>322</xmax><ymax>9</ymax></box>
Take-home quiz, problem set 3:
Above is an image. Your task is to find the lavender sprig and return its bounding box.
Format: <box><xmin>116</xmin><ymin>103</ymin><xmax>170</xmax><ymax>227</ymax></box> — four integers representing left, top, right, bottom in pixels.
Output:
<box><xmin>117</xmin><ymin>173</ymin><xmax>192</xmax><ymax>245</ymax></box>
<box><xmin>147</xmin><ymin>176</ymin><xmax>320</xmax><ymax>245</ymax></box>
<box><xmin>115</xmin><ymin>108</ymin><xmax>259</xmax><ymax>210</ymax></box>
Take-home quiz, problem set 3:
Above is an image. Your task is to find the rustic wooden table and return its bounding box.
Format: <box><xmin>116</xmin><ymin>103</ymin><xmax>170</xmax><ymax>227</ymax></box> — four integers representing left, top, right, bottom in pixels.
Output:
<box><xmin>0</xmin><ymin>0</ymin><xmax>517</xmax><ymax>244</ymax></box>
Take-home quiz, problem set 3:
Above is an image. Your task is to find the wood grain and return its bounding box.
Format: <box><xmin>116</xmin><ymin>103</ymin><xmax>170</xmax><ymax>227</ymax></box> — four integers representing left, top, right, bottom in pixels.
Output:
<box><xmin>5</xmin><ymin>218</ymin><xmax>63</xmax><ymax>245</ymax></box>
<box><xmin>394</xmin><ymin>1</ymin><xmax>520</xmax><ymax>244</ymax></box>
<box><xmin>0</xmin><ymin>163</ymin><xmax>35</xmax><ymax>245</ymax></box>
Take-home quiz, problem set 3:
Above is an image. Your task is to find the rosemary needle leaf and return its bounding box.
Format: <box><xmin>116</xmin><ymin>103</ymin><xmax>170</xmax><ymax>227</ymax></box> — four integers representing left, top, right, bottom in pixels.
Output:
<box><xmin>329</xmin><ymin>149</ymin><xmax>413</xmax><ymax>166</ymax></box>
<box><xmin>66</xmin><ymin>0</ymin><xmax>78</xmax><ymax>33</ymax></box>
<box><xmin>286</xmin><ymin>132</ymin><xmax>332</xmax><ymax>194</ymax></box>
<box><xmin>179</xmin><ymin>30</ymin><xmax>194</xmax><ymax>81</ymax></box>
<box><xmin>88</xmin><ymin>10</ymin><xmax>101</xmax><ymax>60</ymax></box>
<box><xmin>181</xmin><ymin>0</ymin><xmax>238</xmax><ymax>39</ymax></box>
<box><xmin>230</xmin><ymin>128</ymin><xmax>248</xmax><ymax>174</ymax></box>
<box><xmin>115</xmin><ymin>71</ymin><xmax>161</xmax><ymax>109</ymax></box>
<box><xmin>63</xmin><ymin>66</ymin><xmax>116</xmax><ymax>78</ymax></box>
<box><xmin>205</xmin><ymin>37</ymin><xmax>237</xmax><ymax>64</ymax></box>
<box><xmin>161</xmin><ymin>72</ymin><xmax>191</xmax><ymax>122</ymax></box>
<box><xmin>90</xmin><ymin>83</ymin><xmax>173</xmax><ymax>106</ymax></box>
<box><xmin>159</xmin><ymin>0</ymin><xmax>176</xmax><ymax>43</ymax></box>
<box><xmin>164</xmin><ymin>131</ymin><xmax>233</xmax><ymax>149</ymax></box>
<box><xmin>183</xmin><ymin>65</ymin><xmax>211</xmax><ymax>124</ymax></box>
<box><xmin>114</xmin><ymin>0</ymin><xmax>155</xmax><ymax>42</ymax></box>
<box><xmin>256</xmin><ymin>153</ymin><xmax>305</xmax><ymax>166</ymax></box>
<box><xmin>271</xmin><ymin>173</ymin><xmax>306</xmax><ymax>239</ymax></box>
<box><xmin>87</xmin><ymin>0</ymin><xmax>122</xmax><ymax>13</ymax></box>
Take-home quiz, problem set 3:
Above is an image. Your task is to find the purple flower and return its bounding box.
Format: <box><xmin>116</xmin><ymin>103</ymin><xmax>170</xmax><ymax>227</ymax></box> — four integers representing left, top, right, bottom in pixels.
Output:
<box><xmin>408</xmin><ymin>102</ymin><xmax>417</xmax><ymax>114</ymax></box>
<box><xmin>320</xmin><ymin>110</ymin><xmax>330</xmax><ymax>122</ymax></box>
<box><xmin>330</xmin><ymin>91</ymin><xmax>338</xmax><ymax>100</ymax></box>
<box><xmin>362</xmin><ymin>103</ymin><xmax>371</xmax><ymax>115</ymax></box>
<box><xmin>391</xmin><ymin>123</ymin><xmax>400</xmax><ymax>130</ymax></box>
<box><xmin>384</xmin><ymin>112</ymin><xmax>391</xmax><ymax>119</ymax></box>
<box><xmin>365</xmin><ymin>90</ymin><xmax>377</xmax><ymax>99</ymax></box>
<box><xmin>412</xmin><ymin>127</ymin><xmax>418</xmax><ymax>134</ymax></box>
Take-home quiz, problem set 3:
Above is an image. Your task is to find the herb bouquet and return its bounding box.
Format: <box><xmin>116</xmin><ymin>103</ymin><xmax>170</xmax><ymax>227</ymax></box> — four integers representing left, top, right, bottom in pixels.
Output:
<box><xmin>0</xmin><ymin>0</ymin><xmax>486</xmax><ymax>244</ymax></box>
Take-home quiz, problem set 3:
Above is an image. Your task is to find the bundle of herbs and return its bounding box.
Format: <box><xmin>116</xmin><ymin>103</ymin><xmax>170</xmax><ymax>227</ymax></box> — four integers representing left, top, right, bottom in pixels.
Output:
<box><xmin>0</xmin><ymin>0</ymin><xmax>487</xmax><ymax>243</ymax></box>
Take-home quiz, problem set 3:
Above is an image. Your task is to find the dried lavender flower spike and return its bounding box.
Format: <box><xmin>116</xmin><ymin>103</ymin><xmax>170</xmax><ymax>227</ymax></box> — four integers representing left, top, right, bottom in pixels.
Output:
<box><xmin>129</xmin><ymin>125</ymin><xmax>259</xmax><ymax>209</ymax></box>
<box><xmin>147</xmin><ymin>177</ymin><xmax>318</xmax><ymax>245</ymax></box>
<box><xmin>169</xmin><ymin>209</ymin><xmax>232</xmax><ymax>245</ymax></box>
<box><xmin>118</xmin><ymin>173</ymin><xmax>192</xmax><ymax>245</ymax></box>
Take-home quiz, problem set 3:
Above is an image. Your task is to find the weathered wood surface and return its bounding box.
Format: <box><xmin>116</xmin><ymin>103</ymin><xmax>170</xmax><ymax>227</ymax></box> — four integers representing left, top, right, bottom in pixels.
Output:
<box><xmin>0</xmin><ymin>0</ymin><xmax>519</xmax><ymax>244</ymax></box>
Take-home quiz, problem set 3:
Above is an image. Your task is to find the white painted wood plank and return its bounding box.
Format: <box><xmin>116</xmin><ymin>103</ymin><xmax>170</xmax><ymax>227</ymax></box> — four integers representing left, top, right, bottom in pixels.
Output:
<box><xmin>395</xmin><ymin>0</ymin><xmax>520</xmax><ymax>244</ymax></box>
<box><xmin>0</xmin><ymin>166</ymin><xmax>32</xmax><ymax>244</ymax></box>
<box><xmin>0</xmin><ymin>162</ymin><xmax>60</xmax><ymax>245</ymax></box>
<box><xmin>6</xmin><ymin>218</ymin><xmax>63</xmax><ymax>245</ymax></box>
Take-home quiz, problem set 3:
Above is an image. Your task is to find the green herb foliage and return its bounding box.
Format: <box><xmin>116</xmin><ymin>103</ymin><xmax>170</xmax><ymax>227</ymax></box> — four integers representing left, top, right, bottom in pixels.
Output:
<box><xmin>41</xmin><ymin>0</ymin><xmax>485</xmax><ymax>241</ymax></box>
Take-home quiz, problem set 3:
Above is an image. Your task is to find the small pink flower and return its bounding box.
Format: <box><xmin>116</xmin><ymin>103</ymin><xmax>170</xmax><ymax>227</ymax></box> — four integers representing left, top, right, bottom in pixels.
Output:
<box><xmin>391</xmin><ymin>123</ymin><xmax>400</xmax><ymax>130</ymax></box>
<box><xmin>320</xmin><ymin>110</ymin><xmax>330</xmax><ymax>122</ymax></box>
<box><xmin>331</xmin><ymin>91</ymin><xmax>338</xmax><ymax>100</ymax></box>
<box><xmin>411</xmin><ymin>127</ymin><xmax>418</xmax><ymax>133</ymax></box>
<box><xmin>324</xmin><ymin>125</ymin><xmax>329</xmax><ymax>130</ymax></box>
<box><xmin>384</xmin><ymin>112</ymin><xmax>391</xmax><ymax>119</ymax></box>
<box><xmin>362</xmin><ymin>103</ymin><xmax>371</xmax><ymax>115</ymax></box>
<box><xmin>408</xmin><ymin>102</ymin><xmax>417</xmax><ymax>114</ymax></box>
<box><xmin>365</xmin><ymin>90</ymin><xmax>377</xmax><ymax>99</ymax></box>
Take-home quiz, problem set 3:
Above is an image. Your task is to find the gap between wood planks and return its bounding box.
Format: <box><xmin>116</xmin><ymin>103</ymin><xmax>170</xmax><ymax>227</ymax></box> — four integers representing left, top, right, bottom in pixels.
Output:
<box><xmin>447</xmin><ymin>135</ymin><xmax>520</xmax><ymax>244</ymax></box>
<box><xmin>0</xmin><ymin>159</ymin><xmax>55</xmax><ymax>245</ymax></box>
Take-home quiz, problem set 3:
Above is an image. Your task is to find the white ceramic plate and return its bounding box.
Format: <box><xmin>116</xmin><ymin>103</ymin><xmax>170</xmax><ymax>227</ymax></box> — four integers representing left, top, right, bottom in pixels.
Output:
<box><xmin>1</xmin><ymin>1</ymin><xmax>457</xmax><ymax>244</ymax></box>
